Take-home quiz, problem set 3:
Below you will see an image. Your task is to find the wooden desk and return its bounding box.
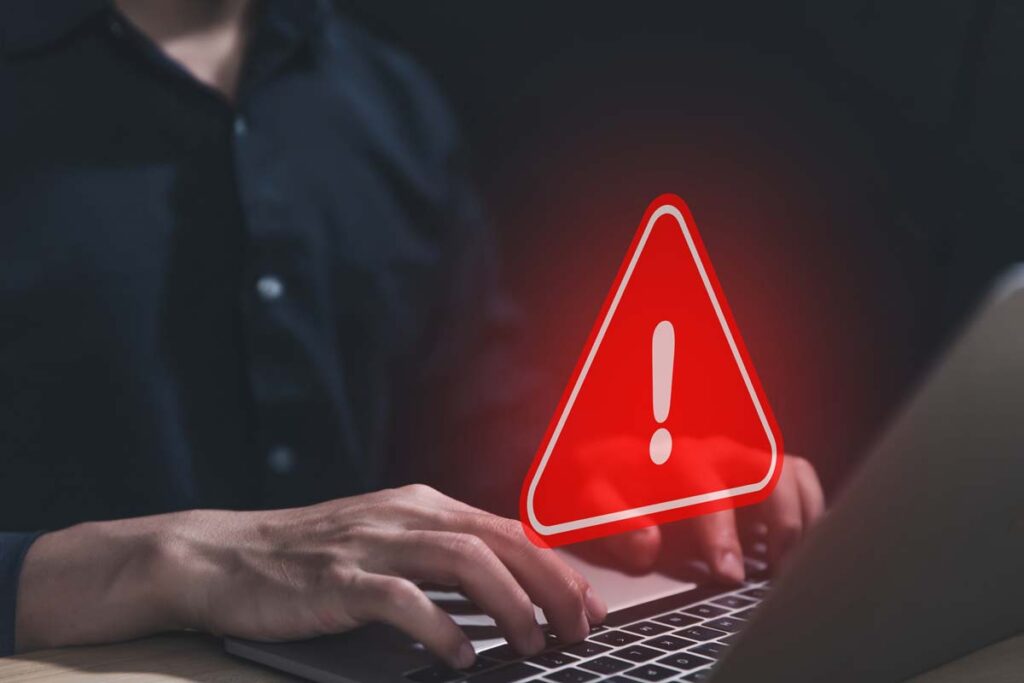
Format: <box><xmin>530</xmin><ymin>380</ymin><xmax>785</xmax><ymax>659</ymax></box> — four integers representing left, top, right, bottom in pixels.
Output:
<box><xmin>0</xmin><ymin>634</ymin><xmax>294</xmax><ymax>682</ymax></box>
<box><xmin>1</xmin><ymin>632</ymin><xmax>1021</xmax><ymax>682</ymax></box>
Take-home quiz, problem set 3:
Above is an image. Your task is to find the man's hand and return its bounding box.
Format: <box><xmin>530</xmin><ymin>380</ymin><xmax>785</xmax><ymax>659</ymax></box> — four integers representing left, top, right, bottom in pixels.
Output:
<box><xmin>16</xmin><ymin>485</ymin><xmax>606</xmax><ymax>669</ymax></box>
<box><xmin>575</xmin><ymin>450</ymin><xmax>826</xmax><ymax>582</ymax></box>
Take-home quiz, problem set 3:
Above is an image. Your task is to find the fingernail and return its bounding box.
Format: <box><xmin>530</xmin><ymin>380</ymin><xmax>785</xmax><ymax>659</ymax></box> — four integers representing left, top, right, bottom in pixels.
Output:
<box><xmin>717</xmin><ymin>550</ymin><xmax>745</xmax><ymax>584</ymax></box>
<box><xmin>631</xmin><ymin>526</ymin><xmax>657</xmax><ymax>547</ymax></box>
<box><xmin>576</xmin><ymin>608</ymin><xmax>590</xmax><ymax>640</ymax></box>
<box><xmin>455</xmin><ymin>642</ymin><xmax>476</xmax><ymax>669</ymax></box>
<box><xmin>526</xmin><ymin>628</ymin><xmax>546</xmax><ymax>654</ymax></box>
<box><xmin>615</xmin><ymin>529</ymin><xmax>656</xmax><ymax>572</ymax></box>
<box><xmin>583</xmin><ymin>587</ymin><xmax>607</xmax><ymax>623</ymax></box>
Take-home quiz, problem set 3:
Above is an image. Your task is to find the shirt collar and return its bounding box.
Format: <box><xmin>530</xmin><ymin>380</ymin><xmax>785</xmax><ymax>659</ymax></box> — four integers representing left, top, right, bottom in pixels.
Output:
<box><xmin>0</xmin><ymin>0</ymin><xmax>329</xmax><ymax>56</ymax></box>
<box><xmin>1</xmin><ymin>0</ymin><xmax>109</xmax><ymax>55</ymax></box>
<box><xmin>260</xmin><ymin>0</ymin><xmax>329</xmax><ymax>47</ymax></box>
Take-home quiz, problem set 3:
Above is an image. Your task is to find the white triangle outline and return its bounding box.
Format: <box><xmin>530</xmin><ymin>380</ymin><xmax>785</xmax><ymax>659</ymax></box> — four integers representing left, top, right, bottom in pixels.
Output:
<box><xmin>525</xmin><ymin>203</ymin><xmax>779</xmax><ymax>536</ymax></box>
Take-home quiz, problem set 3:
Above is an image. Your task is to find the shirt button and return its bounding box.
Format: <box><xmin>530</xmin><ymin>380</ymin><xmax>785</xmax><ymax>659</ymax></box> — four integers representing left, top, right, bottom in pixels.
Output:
<box><xmin>234</xmin><ymin>117</ymin><xmax>248</xmax><ymax>137</ymax></box>
<box><xmin>267</xmin><ymin>446</ymin><xmax>295</xmax><ymax>474</ymax></box>
<box><xmin>109</xmin><ymin>17</ymin><xmax>125</xmax><ymax>37</ymax></box>
<box><xmin>256</xmin><ymin>275</ymin><xmax>284</xmax><ymax>301</ymax></box>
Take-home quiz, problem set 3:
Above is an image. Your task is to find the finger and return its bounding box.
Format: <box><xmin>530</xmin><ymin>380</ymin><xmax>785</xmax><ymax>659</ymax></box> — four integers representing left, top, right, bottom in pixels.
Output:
<box><xmin>734</xmin><ymin>514</ymin><xmax>769</xmax><ymax>563</ymax></box>
<box><xmin>382</xmin><ymin>530</ymin><xmax>545</xmax><ymax>657</ymax></box>
<box><xmin>467</xmin><ymin>514</ymin><xmax>603</xmax><ymax>643</ymax></box>
<box><xmin>601</xmin><ymin>525</ymin><xmax>662</xmax><ymax>573</ymax></box>
<box><xmin>690</xmin><ymin>508</ymin><xmax>745</xmax><ymax>584</ymax></box>
<box><xmin>765</xmin><ymin>461</ymin><xmax>805</xmax><ymax>568</ymax></box>
<box><xmin>794</xmin><ymin>457</ymin><xmax>826</xmax><ymax>525</ymax></box>
<box><xmin>348</xmin><ymin>573</ymin><xmax>474</xmax><ymax>669</ymax></box>
<box><xmin>417</xmin><ymin>492</ymin><xmax>602</xmax><ymax>641</ymax></box>
<box><xmin>579</xmin><ymin>477</ymin><xmax>662</xmax><ymax>573</ymax></box>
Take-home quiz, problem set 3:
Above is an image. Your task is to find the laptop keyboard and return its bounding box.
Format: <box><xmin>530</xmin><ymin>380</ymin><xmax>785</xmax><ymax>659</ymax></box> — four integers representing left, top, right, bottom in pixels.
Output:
<box><xmin>404</xmin><ymin>579</ymin><xmax>768</xmax><ymax>683</ymax></box>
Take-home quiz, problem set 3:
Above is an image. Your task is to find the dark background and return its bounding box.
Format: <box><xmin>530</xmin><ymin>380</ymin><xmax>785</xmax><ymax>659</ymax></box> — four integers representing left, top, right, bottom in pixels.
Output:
<box><xmin>340</xmin><ymin>1</ymin><xmax>1023</xmax><ymax>493</ymax></box>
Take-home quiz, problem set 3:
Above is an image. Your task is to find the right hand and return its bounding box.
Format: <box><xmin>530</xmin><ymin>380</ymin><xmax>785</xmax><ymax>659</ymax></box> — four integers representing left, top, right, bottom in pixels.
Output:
<box><xmin>563</xmin><ymin>436</ymin><xmax>825</xmax><ymax>581</ymax></box>
<box><xmin>167</xmin><ymin>485</ymin><xmax>607</xmax><ymax>669</ymax></box>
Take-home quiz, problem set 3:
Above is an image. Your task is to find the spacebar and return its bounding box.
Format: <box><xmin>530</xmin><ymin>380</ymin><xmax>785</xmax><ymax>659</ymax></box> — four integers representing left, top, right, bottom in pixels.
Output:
<box><xmin>466</xmin><ymin>661</ymin><xmax>544</xmax><ymax>682</ymax></box>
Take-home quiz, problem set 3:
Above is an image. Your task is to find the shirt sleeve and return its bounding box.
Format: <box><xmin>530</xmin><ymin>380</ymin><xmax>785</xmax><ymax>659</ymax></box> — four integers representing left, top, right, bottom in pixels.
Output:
<box><xmin>0</xmin><ymin>532</ymin><xmax>42</xmax><ymax>656</ymax></box>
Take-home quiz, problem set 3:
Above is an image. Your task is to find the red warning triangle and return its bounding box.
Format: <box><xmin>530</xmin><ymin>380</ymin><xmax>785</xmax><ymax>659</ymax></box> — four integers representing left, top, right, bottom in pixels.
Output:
<box><xmin>520</xmin><ymin>195</ymin><xmax>782</xmax><ymax>547</ymax></box>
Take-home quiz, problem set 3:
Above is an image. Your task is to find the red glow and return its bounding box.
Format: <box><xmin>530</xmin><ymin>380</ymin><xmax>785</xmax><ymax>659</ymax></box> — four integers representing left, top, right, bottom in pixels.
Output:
<box><xmin>520</xmin><ymin>195</ymin><xmax>783</xmax><ymax>547</ymax></box>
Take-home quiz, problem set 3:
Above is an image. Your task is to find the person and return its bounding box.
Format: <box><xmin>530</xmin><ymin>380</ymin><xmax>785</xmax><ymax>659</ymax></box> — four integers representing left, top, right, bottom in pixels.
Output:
<box><xmin>0</xmin><ymin>0</ymin><xmax>825</xmax><ymax>670</ymax></box>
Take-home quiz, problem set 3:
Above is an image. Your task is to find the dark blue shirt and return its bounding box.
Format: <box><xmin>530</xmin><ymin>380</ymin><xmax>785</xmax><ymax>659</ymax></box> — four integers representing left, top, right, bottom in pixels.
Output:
<box><xmin>0</xmin><ymin>0</ymin><xmax>542</xmax><ymax>654</ymax></box>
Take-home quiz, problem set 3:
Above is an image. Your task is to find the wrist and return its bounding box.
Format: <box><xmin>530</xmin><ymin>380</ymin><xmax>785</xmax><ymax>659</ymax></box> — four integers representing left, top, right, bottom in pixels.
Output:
<box><xmin>153</xmin><ymin>509</ymin><xmax>248</xmax><ymax>635</ymax></box>
<box><xmin>85</xmin><ymin>516</ymin><xmax>186</xmax><ymax>633</ymax></box>
<box><xmin>16</xmin><ymin>516</ymin><xmax>177</xmax><ymax>651</ymax></box>
<box><xmin>149</xmin><ymin>509</ymin><xmax>219</xmax><ymax>634</ymax></box>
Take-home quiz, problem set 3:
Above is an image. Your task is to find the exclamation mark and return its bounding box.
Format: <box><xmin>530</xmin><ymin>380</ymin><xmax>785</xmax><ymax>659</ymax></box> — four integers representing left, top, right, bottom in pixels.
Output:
<box><xmin>650</xmin><ymin>320</ymin><xmax>675</xmax><ymax>465</ymax></box>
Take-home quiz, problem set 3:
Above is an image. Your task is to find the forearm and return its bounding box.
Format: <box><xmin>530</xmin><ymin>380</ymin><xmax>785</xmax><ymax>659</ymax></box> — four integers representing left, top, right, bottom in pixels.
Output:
<box><xmin>14</xmin><ymin>512</ymin><xmax>193</xmax><ymax>652</ymax></box>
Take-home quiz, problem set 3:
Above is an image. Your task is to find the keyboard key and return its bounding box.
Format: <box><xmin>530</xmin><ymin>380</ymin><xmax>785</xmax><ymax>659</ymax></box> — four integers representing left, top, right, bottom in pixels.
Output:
<box><xmin>625</xmin><ymin>664</ymin><xmax>677</xmax><ymax>680</ymax></box>
<box><xmin>407</xmin><ymin>657</ymin><xmax>499</xmax><ymax>682</ymax></box>
<box><xmin>601</xmin><ymin>677</ymin><xmax>636</xmax><ymax>683</ymax></box>
<box><xmin>691</xmin><ymin>641</ymin><xmax>728</xmax><ymax>658</ymax></box>
<box><xmin>657</xmin><ymin>652</ymin><xmax>715</xmax><ymax>671</ymax></box>
<box><xmin>466</xmin><ymin>662</ymin><xmax>544</xmax><ymax>682</ymax></box>
<box><xmin>675</xmin><ymin>625</ymin><xmax>728</xmax><ymax>641</ymax></box>
<box><xmin>719</xmin><ymin>634</ymin><xmax>739</xmax><ymax>645</ymax></box>
<box><xmin>578</xmin><ymin>656</ymin><xmax>633</xmax><ymax>674</ymax></box>
<box><xmin>682</xmin><ymin>668</ymin><xmax>713</xmax><ymax>681</ymax></box>
<box><xmin>733</xmin><ymin>608</ymin><xmax>757</xmax><ymax>620</ymax></box>
<box><xmin>653</xmin><ymin>611</ymin><xmax>701</xmax><ymax>628</ymax></box>
<box><xmin>614</xmin><ymin>645</ymin><xmax>663</xmax><ymax>662</ymax></box>
<box><xmin>745</xmin><ymin>557</ymin><xmax>768</xmax><ymax>576</ymax></box>
<box><xmin>622</xmin><ymin>621</ymin><xmax>673</xmax><ymax>637</ymax></box>
<box><xmin>543</xmin><ymin>667</ymin><xmax>598</xmax><ymax>682</ymax></box>
<box><xmin>644</xmin><ymin>635</ymin><xmax>696</xmax><ymax>651</ymax></box>
<box><xmin>529</xmin><ymin>650</ymin><xmax>580</xmax><ymax>668</ymax></box>
<box><xmin>405</xmin><ymin>664</ymin><xmax>462</xmax><ymax>682</ymax></box>
<box><xmin>712</xmin><ymin>595</ymin><xmax>756</xmax><ymax>610</ymax></box>
<box><xmin>592</xmin><ymin>630</ymin><xmax>642</xmax><ymax>647</ymax></box>
<box><xmin>704</xmin><ymin>617</ymin><xmax>746</xmax><ymax>633</ymax></box>
<box><xmin>562</xmin><ymin>640</ymin><xmax>612</xmax><ymax>658</ymax></box>
<box><xmin>740</xmin><ymin>587</ymin><xmax>768</xmax><ymax>600</ymax></box>
<box><xmin>683</xmin><ymin>603</ymin><xmax>729</xmax><ymax>619</ymax></box>
<box><xmin>479</xmin><ymin>644</ymin><xmax>521</xmax><ymax>662</ymax></box>
<box><xmin>460</xmin><ymin>658</ymin><xmax>500</xmax><ymax>674</ymax></box>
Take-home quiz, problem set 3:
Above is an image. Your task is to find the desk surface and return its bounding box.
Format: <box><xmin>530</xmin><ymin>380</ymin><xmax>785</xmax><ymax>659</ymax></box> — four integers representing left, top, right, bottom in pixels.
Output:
<box><xmin>0</xmin><ymin>634</ymin><xmax>293</xmax><ymax>682</ymax></box>
<box><xmin>0</xmin><ymin>632</ymin><xmax>1021</xmax><ymax>682</ymax></box>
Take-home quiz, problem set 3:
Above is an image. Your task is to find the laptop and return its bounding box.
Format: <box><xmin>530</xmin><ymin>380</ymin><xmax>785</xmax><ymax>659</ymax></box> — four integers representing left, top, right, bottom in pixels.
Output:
<box><xmin>226</xmin><ymin>266</ymin><xmax>1024</xmax><ymax>682</ymax></box>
